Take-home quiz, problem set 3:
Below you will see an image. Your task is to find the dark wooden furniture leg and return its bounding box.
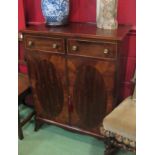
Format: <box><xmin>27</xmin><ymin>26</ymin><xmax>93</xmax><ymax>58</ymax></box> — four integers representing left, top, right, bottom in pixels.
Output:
<box><xmin>18</xmin><ymin>73</ymin><xmax>35</xmax><ymax>140</ymax></box>
<box><xmin>34</xmin><ymin>117</ymin><xmax>43</xmax><ymax>132</ymax></box>
<box><xmin>18</xmin><ymin>112</ymin><xmax>24</xmax><ymax>140</ymax></box>
<box><xmin>18</xmin><ymin>108</ymin><xmax>34</xmax><ymax>140</ymax></box>
<box><xmin>104</xmin><ymin>138</ymin><xmax>118</xmax><ymax>155</ymax></box>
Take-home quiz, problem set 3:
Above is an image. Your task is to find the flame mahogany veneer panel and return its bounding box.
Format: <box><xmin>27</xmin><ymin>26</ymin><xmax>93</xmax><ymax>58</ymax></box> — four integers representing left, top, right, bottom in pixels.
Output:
<box><xmin>67</xmin><ymin>57</ymin><xmax>115</xmax><ymax>134</ymax></box>
<box><xmin>26</xmin><ymin>52</ymin><xmax>69</xmax><ymax>124</ymax></box>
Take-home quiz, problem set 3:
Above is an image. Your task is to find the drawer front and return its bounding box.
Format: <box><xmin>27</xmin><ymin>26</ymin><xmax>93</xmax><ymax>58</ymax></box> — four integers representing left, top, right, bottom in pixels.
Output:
<box><xmin>25</xmin><ymin>36</ymin><xmax>65</xmax><ymax>53</ymax></box>
<box><xmin>67</xmin><ymin>39</ymin><xmax>117</xmax><ymax>59</ymax></box>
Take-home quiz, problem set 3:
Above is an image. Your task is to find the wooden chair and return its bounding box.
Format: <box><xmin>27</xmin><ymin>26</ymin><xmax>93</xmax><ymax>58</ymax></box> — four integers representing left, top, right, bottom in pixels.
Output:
<box><xmin>100</xmin><ymin>73</ymin><xmax>136</xmax><ymax>155</ymax></box>
<box><xmin>18</xmin><ymin>73</ymin><xmax>34</xmax><ymax>140</ymax></box>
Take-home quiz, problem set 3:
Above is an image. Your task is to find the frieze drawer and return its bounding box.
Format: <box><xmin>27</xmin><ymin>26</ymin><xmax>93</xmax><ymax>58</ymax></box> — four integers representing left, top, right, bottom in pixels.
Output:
<box><xmin>25</xmin><ymin>35</ymin><xmax>65</xmax><ymax>53</ymax></box>
<box><xmin>67</xmin><ymin>39</ymin><xmax>117</xmax><ymax>59</ymax></box>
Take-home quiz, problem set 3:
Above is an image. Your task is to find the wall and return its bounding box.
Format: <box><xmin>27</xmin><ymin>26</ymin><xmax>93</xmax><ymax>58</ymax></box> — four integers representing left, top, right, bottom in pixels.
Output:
<box><xmin>23</xmin><ymin>0</ymin><xmax>136</xmax><ymax>26</ymax></box>
<box><xmin>19</xmin><ymin>0</ymin><xmax>136</xmax><ymax>100</ymax></box>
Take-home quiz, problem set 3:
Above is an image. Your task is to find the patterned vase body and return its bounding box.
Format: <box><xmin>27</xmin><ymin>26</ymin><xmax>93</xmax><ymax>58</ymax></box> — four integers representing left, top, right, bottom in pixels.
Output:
<box><xmin>96</xmin><ymin>0</ymin><xmax>118</xmax><ymax>29</ymax></box>
<box><xmin>41</xmin><ymin>0</ymin><xmax>69</xmax><ymax>26</ymax></box>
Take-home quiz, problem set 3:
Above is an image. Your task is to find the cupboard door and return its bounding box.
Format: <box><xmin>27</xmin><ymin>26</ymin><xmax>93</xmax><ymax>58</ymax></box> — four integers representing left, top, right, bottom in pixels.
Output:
<box><xmin>26</xmin><ymin>51</ymin><xmax>68</xmax><ymax>124</ymax></box>
<box><xmin>67</xmin><ymin>57</ymin><xmax>116</xmax><ymax>134</ymax></box>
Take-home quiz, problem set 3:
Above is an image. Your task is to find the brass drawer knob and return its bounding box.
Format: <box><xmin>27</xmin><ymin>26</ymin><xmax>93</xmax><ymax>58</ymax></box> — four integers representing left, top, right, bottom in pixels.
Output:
<box><xmin>72</xmin><ymin>45</ymin><xmax>78</xmax><ymax>51</ymax></box>
<box><xmin>28</xmin><ymin>41</ymin><xmax>34</xmax><ymax>47</ymax></box>
<box><xmin>103</xmin><ymin>49</ymin><xmax>109</xmax><ymax>54</ymax></box>
<box><xmin>52</xmin><ymin>43</ymin><xmax>58</xmax><ymax>49</ymax></box>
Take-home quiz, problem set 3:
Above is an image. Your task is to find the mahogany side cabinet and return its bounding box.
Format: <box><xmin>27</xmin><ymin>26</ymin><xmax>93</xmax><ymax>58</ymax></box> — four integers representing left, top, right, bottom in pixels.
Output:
<box><xmin>21</xmin><ymin>22</ymin><xmax>131</xmax><ymax>139</ymax></box>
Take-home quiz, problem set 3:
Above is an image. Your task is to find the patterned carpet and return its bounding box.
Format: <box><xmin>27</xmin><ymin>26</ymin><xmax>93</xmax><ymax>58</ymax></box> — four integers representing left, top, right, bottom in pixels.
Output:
<box><xmin>18</xmin><ymin>105</ymin><xmax>135</xmax><ymax>155</ymax></box>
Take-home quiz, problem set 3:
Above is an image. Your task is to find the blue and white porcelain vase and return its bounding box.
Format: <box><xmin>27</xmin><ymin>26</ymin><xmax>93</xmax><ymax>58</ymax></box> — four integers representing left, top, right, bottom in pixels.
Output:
<box><xmin>41</xmin><ymin>0</ymin><xmax>69</xmax><ymax>26</ymax></box>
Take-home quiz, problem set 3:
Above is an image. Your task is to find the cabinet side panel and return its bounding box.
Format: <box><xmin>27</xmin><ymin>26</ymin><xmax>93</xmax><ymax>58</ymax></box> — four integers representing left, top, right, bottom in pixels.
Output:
<box><xmin>117</xmin><ymin>36</ymin><xmax>130</xmax><ymax>103</ymax></box>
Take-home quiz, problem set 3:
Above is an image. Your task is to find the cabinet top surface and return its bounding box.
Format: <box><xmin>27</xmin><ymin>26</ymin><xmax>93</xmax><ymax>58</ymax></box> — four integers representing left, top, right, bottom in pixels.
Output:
<box><xmin>22</xmin><ymin>22</ymin><xmax>131</xmax><ymax>41</ymax></box>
